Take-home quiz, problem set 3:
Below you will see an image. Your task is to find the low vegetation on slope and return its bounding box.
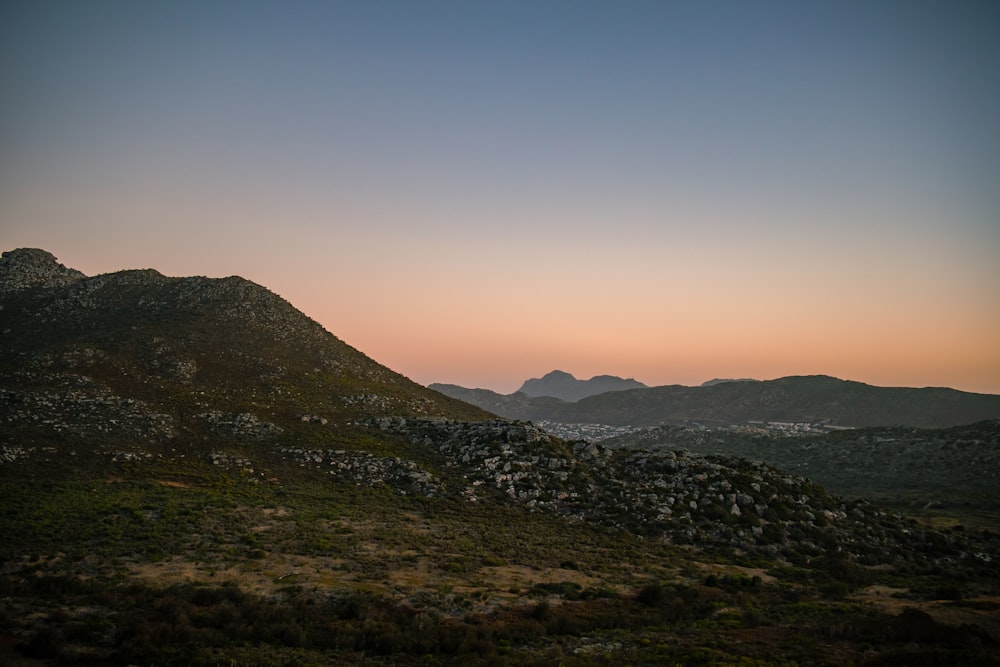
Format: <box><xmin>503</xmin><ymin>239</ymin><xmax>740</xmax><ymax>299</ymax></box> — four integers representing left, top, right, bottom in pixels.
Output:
<box><xmin>3</xmin><ymin>413</ymin><xmax>1000</xmax><ymax>666</ymax></box>
<box><xmin>3</xmin><ymin>434</ymin><xmax>1000</xmax><ymax>667</ymax></box>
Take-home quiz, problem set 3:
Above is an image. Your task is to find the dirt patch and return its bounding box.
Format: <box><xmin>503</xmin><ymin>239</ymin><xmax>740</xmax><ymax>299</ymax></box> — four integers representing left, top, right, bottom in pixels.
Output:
<box><xmin>477</xmin><ymin>564</ymin><xmax>603</xmax><ymax>592</ymax></box>
<box><xmin>127</xmin><ymin>553</ymin><xmax>351</xmax><ymax>596</ymax></box>
<box><xmin>693</xmin><ymin>561</ymin><xmax>777</xmax><ymax>584</ymax></box>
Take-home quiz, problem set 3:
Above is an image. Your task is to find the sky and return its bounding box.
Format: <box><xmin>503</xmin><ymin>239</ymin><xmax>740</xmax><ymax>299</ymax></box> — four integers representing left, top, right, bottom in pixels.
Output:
<box><xmin>2</xmin><ymin>1</ymin><xmax>999</xmax><ymax>395</ymax></box>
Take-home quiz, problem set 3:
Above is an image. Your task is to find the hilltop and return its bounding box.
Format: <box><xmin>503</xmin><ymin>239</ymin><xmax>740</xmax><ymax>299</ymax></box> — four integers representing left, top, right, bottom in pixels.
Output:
<box><xmin>432</xmin><ymin>374</ymin><xmax>1000</xmax><ymax>428</ymax></box>
<box><xmin>2</xmin><ymin>248</ymin><xmax>998</xmax><ymax>666</ymax></box>
<box><xmin>0</xmin><ymin>248</ymin><xmax>489</xmax><ymax>450</ymax></box>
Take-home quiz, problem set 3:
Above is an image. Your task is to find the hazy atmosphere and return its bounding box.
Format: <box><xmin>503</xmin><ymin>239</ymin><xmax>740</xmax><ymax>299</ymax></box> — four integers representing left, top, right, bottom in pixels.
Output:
<box><xmin>3</xmin><ymin>0</ymin><xmax>998</xmax><ymax>394</ymax></box>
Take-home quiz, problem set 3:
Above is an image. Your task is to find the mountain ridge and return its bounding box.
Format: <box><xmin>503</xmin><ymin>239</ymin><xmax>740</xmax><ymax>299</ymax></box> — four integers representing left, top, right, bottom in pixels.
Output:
<box><xmin>431</xmin><ymin>373</ymin><xmax>1000</xmax><ymax>428</ymax></box>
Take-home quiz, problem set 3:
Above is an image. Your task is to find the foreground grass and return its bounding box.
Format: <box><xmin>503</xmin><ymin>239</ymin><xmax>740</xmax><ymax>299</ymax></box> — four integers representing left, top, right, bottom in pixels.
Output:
<box><xmin>2</xmin><ymin>462</ymin><xmax>999</xmax><ymax>666</ymax></box>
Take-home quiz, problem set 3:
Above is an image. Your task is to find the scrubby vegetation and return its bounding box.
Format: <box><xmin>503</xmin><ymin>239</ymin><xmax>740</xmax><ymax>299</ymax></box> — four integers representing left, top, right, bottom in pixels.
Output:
<box><xmin>3</xmin><ymin>462</ymin><xmax>999</xmax><ymax>666</ymax></box>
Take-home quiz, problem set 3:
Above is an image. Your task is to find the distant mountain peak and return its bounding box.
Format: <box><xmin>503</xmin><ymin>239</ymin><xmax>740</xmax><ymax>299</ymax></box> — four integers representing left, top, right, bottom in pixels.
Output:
<box><xmin>0</xmin><ymin>248</ymin><xmax>85</xmax><ymax>293</ymax></box>
<box><xmin>517</xmin><ymin>370</ymin><xmax>647</xmax><ymax>402</ymax></box>
<box><xmin>701</xmin><ymin>378</ymin><xmax>758</xmax><ymax>387</ymax></box>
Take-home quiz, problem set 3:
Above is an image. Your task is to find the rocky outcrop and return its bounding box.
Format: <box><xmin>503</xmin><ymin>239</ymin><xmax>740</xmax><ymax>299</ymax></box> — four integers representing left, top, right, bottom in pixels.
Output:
<box><xmin>279</xmin><ymin>446</ymin><xmax>441</xmax><ymax>496</ymax></box>
<box><xmin>374</xmin><ymin>417</ymin><xmax>992</xmax><ymax>568</ymax></box>
<box><xmin>0</xmin><ymin>386</ymin><xmax>176</xmax><ymax>441</ymax></box>
<box><xmin>198</xmin><ymin>411</ymin><xmax>284</xmax><ymax>440</ymax></box>
<box><xmin>0</xmin><ymin>248</ymin><xmax>85</xmax><ymax>293</ymax></box>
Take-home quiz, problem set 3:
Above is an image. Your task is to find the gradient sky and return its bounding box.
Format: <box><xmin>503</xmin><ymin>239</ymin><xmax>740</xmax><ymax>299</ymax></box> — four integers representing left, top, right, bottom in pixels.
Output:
<box><xmin>2</xmin><ymin>1</ymin><xmax>999</xmax><ymax>394</ymax></box>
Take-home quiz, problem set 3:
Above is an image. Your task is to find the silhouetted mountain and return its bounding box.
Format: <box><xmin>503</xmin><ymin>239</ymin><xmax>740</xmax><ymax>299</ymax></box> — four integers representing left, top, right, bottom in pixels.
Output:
<box><xmin>432</xmin><ymin>374</ymin><xmax>1000</xmax><ymax>428</ymax></box>
<box><xmin>516</xmin><ymin>370</ymin><xmax>647</xmax><ymax>401</ymax></box>
<box><xmin>701</xmin><ymin>377</ymin><xmax>758</xmax><ymax>387</ymax></box>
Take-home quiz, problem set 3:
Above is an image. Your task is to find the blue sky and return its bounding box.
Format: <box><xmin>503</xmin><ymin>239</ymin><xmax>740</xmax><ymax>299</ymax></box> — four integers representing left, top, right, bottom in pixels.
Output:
<box><xmin>3</xmin><ymin>1</ymin><xmax>999</xmax><ymax>392</ymax></box>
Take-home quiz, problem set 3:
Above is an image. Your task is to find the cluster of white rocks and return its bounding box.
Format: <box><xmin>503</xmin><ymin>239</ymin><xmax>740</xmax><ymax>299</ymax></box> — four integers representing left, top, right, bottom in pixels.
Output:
<box><xmin>373</xmin><ymin>417</ymin><xmax>578</xmax><ymax>505</ymax></box>
<box><xmin>279</xmin><ymin>446</ymin><xmax>441</xmax><ymax>496</ymax></box>
<box><xmin>207</xmin><ymin>451</ymin><xmax>255</xmax><ymax>474</ymax></box>
<box><xmin>342</xmin><ymin>393</ymin><xmax>397</xmax><ymax>411</ymax></box>
<box><xmin>0</xmin><ymin>387</ymin><xmax>175</xmax><ymax>439</ymax></box>
<box><xmin>0</xmin><ymin>445</ymin><xmax>55</xmax><ymax>463</ymax></box>
<box><xmin>0</xmin><ymin>248</ymin><xmax>84</xmax><ymax>293</ymax></box>
<box><xmin>343</xmin><ymin>394</ymin><xmax>443</xmax><ymax>416</ymax></box>
<box><xmin>198</xmin><ymin>410</ymin><xmax>283</xmax><ymax>440</ymax></box>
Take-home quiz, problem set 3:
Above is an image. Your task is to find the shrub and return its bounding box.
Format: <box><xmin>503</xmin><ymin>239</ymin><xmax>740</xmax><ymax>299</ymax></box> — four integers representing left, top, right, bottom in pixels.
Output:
<box><xmin>637</xmin><ymin>582</ymin><xmax>666</xmax><ymax>607</ymax></box>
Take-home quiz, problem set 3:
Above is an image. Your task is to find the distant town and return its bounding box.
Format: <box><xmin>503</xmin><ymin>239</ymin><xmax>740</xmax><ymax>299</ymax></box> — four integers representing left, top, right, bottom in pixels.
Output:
<box><xmin>538</xmin><ymin>420</ymin><xmax>850</xmax><ymax>443</ymax></box>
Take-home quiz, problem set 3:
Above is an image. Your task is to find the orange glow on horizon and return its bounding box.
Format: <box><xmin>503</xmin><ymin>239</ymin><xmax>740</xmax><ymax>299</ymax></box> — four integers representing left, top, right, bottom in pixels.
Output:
<box><xmin>2</xmin><ymin>2</ymin><xmax>998</xmax><ymax>397</ymax></box>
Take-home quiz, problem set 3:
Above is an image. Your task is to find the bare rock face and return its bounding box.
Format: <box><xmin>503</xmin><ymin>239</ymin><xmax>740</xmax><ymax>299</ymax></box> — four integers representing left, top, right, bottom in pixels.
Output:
<box><xmin>0</xmin><ymin>248</ymin><xmax>85</xmax><ymax>293</ymax></box>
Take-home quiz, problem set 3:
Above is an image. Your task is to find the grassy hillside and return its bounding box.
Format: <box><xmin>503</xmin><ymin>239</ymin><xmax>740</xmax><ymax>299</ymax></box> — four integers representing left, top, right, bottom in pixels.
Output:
<box><xmin>3</xmin><ymin>449</ymin><xmax>999</xmax><ymax>667</ymax></box>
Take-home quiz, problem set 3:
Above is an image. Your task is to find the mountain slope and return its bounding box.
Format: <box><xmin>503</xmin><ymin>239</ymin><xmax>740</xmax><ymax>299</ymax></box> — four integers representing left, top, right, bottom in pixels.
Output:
<box><xmin>0</xmin><ymin>248</ymin><xmax>490</xmax><ymax>457</ymax></box>
<box><xmin>516</xmin><ymin>370</ymin><xmax>647</xmax><ymax>401</ymax></box>
<box><xmin>427</xmin><ymin>383</ymin><xmax>565</xmax><ymax>416</ymax></box>
<box><xmin>433</xmin><ymin>375</ymin><xmax>1000</xmax><ymax>428</ymax></box>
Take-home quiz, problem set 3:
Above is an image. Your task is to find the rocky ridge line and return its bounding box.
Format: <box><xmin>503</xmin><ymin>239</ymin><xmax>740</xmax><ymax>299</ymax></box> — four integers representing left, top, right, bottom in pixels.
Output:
<box><xmin>0</xmin><ymin>248</ymin><xmax>85</xmax><ymax>293</ymax></box>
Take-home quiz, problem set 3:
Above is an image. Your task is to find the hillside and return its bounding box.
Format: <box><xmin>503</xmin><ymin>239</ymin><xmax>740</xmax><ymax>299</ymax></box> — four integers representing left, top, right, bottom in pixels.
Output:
<box><xmin>601</xmin><ymin>420</ymin><xmax>1000</xmax><ymax>516</ymax></box>
<box><xmin>2</xmin><ymin>249</ymin><xmax>999</xmax><ymax>666</ymax></box>
<box><xmin>0</xmin><ymin>248</ymin><xmax>489</xmax><ymax>455</ymax></box>
<box><xmin>432</xmin><ymin>375</ymin><xmax>1000</xmax><ymax>428</ymax></box>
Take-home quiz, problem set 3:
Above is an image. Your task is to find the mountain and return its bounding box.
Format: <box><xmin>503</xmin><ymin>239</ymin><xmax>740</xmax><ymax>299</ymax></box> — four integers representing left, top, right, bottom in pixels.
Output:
<box><xmin>0</xmin><ymin>248</ymin><xmax>490</xmax><ymax>454</ymax></box>
<box><xmin>2</xmin><ymin>248</ymin><xmax>999</xmax><ymax>666</ymax></box>
<box><xmin>701</xmin><ymin>377</ymin><xmax>758</xmax><ymax>387</ymax></box>
<box><xmin>432</xmin><ymin>374</ymin><xmax>1000</xmax><ymax>428</ymax></box>
<box><xmin>516</xmin><ymin>370</ymin><xmax>648</xmax><ymax>401</ymax></box>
